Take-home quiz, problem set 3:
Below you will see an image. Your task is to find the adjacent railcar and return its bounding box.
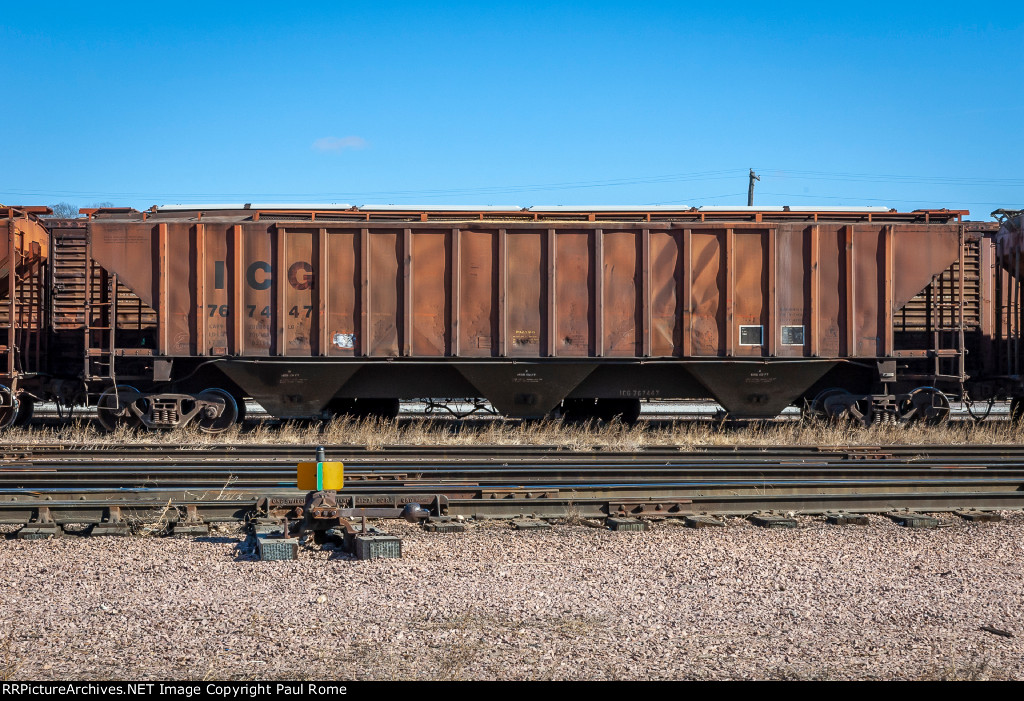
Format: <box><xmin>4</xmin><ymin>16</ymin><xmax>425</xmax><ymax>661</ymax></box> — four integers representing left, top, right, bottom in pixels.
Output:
<box><xmin>1</xmin><ymin>203</ymin><xmax>1020</xmax><ymax>431</ymax></box>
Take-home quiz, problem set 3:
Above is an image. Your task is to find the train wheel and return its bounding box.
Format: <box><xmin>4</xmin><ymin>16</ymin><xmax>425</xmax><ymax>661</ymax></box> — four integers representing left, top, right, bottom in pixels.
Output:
<box><xmin>816</xmin><ymin>389</ymin><xmax>871</xmax><ymax>426</ymax></box>
<box><xmin>899</xmin><ymin>387</ymin><xmax>950</xmax><ymax>426</ymax></box>
<box><xmin>0</xmin><ymin>386</ymin><xmax>20</xmax><ymax>428</ymax></box>
<box><xmin>806</xmin><ymin>388</ymin><xmax>849</xmax><ymax>422</ymax></box>
<box><xmin>195</xmin><ymin>389</ymin><xmax>239</xmax><ymax>433</ymax></box>
<box><xmin>96</xmin><ymin>385</ymin><xmax>143</xmax><ymax>432</ymax></box>
<box><xmin>835</xmin><ymin>398</ymin><xmax>869</xmax><ymax>426</ymax></box>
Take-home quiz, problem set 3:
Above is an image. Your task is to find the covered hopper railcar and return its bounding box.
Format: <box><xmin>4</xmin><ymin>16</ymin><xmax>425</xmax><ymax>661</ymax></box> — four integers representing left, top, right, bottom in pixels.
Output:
<box><xmin>1</xmin><ymin>203</ymin><xmax>1021</xmax><ymax>431</ymax></box>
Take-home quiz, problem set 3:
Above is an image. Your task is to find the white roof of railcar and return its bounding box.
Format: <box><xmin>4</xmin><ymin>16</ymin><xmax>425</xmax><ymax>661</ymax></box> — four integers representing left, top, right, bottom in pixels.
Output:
<box><xmin>527</xmin><ymin>205</ymin><xmax>692</xmax><ymax>211</ymax></box>
<box><xmin>153</xmin><ymin>203</ymin><xmax>896</xmax><ymax>213</ymax></box>
<box><xmin>358</xmin><ymin>204</ymin><xmax>521</xmax><ymax>211</ymax></box>
<box><xmin>697</xmin><ymin>205</ymin><xmax>892</xmax><ymax>212</ymax></box>
<box><xmin>156</xmin><ymin>203</ymin><xmax>355</xmax><ymax>211</ymax></box>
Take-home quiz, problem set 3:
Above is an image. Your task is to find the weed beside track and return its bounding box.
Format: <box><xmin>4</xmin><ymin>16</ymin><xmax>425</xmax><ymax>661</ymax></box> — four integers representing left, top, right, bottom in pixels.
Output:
<box><xmin>2</xmin><ymin>416</ymin><xmax>1024</xmax><ymax>450</ymax></box>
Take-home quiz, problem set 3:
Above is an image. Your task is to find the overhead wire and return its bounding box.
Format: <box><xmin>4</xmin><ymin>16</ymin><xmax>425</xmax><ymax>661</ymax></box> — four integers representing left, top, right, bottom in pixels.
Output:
<box><xmin>2</xmin><ymin>167</ymin><xmax>1021</xmax><ymax>204</ymax></box>
<box><xmin>752</xmin><ymin>169</ymin><xmax>1024</xmax><ymax>187</ymax></box>
<box><xmin>759</xmin><ymin>192</ymin><xmax>1020</xmax><ymax>207</ymax></box>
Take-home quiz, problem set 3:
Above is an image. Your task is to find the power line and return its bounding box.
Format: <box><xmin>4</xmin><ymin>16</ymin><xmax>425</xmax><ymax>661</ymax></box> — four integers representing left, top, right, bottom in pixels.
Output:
<box><xmin>642</xmin><ymin>193</ymin><xmax>747</xmax><ymax>205</ymax></box>
<box><xmin>0</xmin><ymin>169</ymin><xmax>748</xmax><ymax>201</ymax></box>
<box><xmin>3</xmin><ymin>166</ymin><xmax>1022</xmax><ymax>204</ymax></box>
<box><xmin>753</xmin><ymin>169</ymin><xmax>1024</xmax><ymax>187</ymax></box>
<box><xmin>759</xmin><ymin>191</ymin><xmax>1021</xmax><ymax>207</ymax></box>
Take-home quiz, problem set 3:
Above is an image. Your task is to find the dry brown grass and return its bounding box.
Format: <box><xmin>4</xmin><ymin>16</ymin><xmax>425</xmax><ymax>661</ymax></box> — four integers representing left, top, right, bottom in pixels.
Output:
<box><xmin>3</xmin><ymin>416</ymin><xmax>1024</xmax><ymax>449</ymax></box>
<box><xmin>130</xmin><ymin>498</ymin><xmax>180</xmax><ymax>537</ymax></box>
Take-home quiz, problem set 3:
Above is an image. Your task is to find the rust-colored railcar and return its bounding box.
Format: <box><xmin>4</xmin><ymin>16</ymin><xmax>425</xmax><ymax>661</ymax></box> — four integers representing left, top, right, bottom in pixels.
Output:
<box><xmin>1</xmin><ymin>204</ymin><xmax>1022</xmax><ymax>430</ymax></box>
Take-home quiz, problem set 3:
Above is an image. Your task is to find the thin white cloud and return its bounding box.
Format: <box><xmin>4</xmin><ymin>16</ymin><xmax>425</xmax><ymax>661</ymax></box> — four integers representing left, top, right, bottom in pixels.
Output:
<box><xmin>312</xmin><ymin>136</ymin><xmax>368</xmax><ymax>152</ymax></box>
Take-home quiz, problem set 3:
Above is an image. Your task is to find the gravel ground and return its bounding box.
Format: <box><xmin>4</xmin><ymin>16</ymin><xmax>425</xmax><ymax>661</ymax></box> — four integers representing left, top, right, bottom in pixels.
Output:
<box><xmin>1</xmin><ymin>514</ymin><xmax>1023</xmax><ymax>680</ymax></box>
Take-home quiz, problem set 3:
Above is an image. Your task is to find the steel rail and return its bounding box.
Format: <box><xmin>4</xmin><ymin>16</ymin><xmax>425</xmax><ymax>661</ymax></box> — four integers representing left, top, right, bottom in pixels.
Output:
<box><xmin>3</xmin><ymin>476</ymin><xmax>1020</xmax><ymax>493</ymax></box>
<box><xmin>6</xmin><ymin>456</ymin><xmax>1024</xmax><ymax>483</ymax></box>
<box><xmin>2</xmin><ymin>481</ymin><xmax>1023</xmax><ymax>526</ymax></box>
<box><xmin>3</xmin><ymin>466</ymin><xmax>1024</xmax><ymax>487</ymax></box>
<box><xmin>7</xmin><ymin>442</ymin><xmax>1024</xmax><ymax>462</ymax></box>
<box><xmin>4</xmin><ymin>446</ymin><xmax>1024</xmax><ymax>490</ymax></box>
<box><xmin>4</xmin><ymin>445</ymin><xmax>1024</xmax><ymax>527</ymax></box>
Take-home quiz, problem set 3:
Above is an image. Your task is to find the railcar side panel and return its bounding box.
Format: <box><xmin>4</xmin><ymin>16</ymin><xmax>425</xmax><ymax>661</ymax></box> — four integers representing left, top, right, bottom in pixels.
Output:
<box><xmin>458</xmin><ymin>229</ymin><xmax>495</xmax><ymax>357</ymax></box>
<box><xmin>506</xmin><ymin>231</ymin><xmax>544</xmax><ymax>357</ymax></box>
<box><xmin>283</xmin><ymin>229</ymin><xmax>314</xmax><ymax>356</ymax></box>
<box><xmin>602</xmin><ymin>230</ymin><xmax>639</xmax><ymax>357</ymax></box>
<box><xmin>854</xmin><ymin>226</ymin><xmax>883</xmax><ymax>358</ymax></box>
<box><xmin>554</xmin><ymin>229</ymin><xmax>591</xmax><ymax>358</ymax></box>
<box><xmin>326</xmin><ymin>230</ymin><xmax>359</xmax><ymax>357</ymax></box>
<box><xmin>649</xmin><ymin>230</ymin><xmax>681</xmax><ymax>356</ymax></box>
<box><xmin>689</xmin><ymin>230</ymin><xmax>724</xmax><ymax>356</ymax></box>
<box><xmin>89</xmin><ymin>218</ymin><xmax>964</xmax><ymax>365</ymax></box>
<box><xmin>733</xmin><ymin>230</ymin><xmax>767</xmax><ymax>358</ymax></box>
<box><xmin>368</xmin><ymin>230</ymin><xmax>401</xmax><ymax>357</ymax></box>
<box><xmin>816</xmin><ymin>226</ymin><xmax>844</xmax><ymax>357</ymax></box>
<box><xmin>775</xmin><ymin>226</ymin><xmax>807</xmax><ymax>358</ymax></box>
<box><xmin>411</xmin><ymin>229</ymin><xmax>449</xmax><ymax>357</ymax></box>
<box><xmin>243</xmin><ymin>228</ymin><xmax>272</xmax><ymax>356</ymax></box>
<box><xmin>166</xmin><ymin>221</ymin><xmax>193</xmax><ymax>356</ymax></box>
<box><xmin>198</xmin><ymin>223</ymin><xmax>232</xmax><ymax>356</ymax></box>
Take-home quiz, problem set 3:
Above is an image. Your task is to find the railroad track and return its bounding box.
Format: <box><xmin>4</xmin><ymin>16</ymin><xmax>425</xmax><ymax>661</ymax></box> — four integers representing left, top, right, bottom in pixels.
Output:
<box><xmin>5</xmin><ymin>441</ymin><xmax>1024</xmax><ymax>462</ymax></box>
<box><xmin>2</xmin><ymin>443</ymin><xmax>1024</xmax><ymax>528</ymax></box>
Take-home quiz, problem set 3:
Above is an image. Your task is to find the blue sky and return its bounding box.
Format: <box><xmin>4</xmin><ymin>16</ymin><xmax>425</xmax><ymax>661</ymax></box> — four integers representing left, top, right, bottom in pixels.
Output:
<box><xmin>2</xmin><ymin>2</ymin><xmax>1021</xmax><ymax>218</ymax></box>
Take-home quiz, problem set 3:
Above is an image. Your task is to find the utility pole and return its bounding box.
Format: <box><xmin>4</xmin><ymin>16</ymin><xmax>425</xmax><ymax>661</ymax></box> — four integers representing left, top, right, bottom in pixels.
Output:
<box><xmin>747</xmin><ymin>169</ymin><xmax>760</xmax><ymax>206</ymax></box>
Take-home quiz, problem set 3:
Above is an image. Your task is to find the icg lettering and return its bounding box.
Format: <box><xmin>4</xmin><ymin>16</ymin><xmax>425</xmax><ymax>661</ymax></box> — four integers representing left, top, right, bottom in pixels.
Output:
<box><xmin>212</xmin><ymin>260</ymin><xmax>315</xmax><ymax>291</ymax></box>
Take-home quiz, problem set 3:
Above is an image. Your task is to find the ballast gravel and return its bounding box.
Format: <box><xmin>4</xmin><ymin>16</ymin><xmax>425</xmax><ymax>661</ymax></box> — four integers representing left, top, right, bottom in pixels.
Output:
<box><xmin>1</xmin><ymin>514</ymin><xmax>1023</xmax><ymax>680</ymax></box>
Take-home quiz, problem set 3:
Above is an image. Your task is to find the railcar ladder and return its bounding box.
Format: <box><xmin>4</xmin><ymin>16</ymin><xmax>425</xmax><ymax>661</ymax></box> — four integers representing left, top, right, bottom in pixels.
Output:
<box><xmin>3</xmin><ymin>215</ymin><xmax>48</xmax><ymax>387</ymax></box>
<box><xmin>926</xmin><ymin>225</ymin><xmax>968</xmax><ymax>384</ymax></box>
<box><xmin>994</xmin><ymin>237</ymin><xmax>1022</xmax><ymax>379</ymax></box>
<box><xmin>4</xmin><ymin>218</ymin><xmax>17</xmax><ymax>386</ymax></box>
<box><xmin>83</xmin><ymin>256</ymin><xmax>117</xmax><ymax>384</ymax></box>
